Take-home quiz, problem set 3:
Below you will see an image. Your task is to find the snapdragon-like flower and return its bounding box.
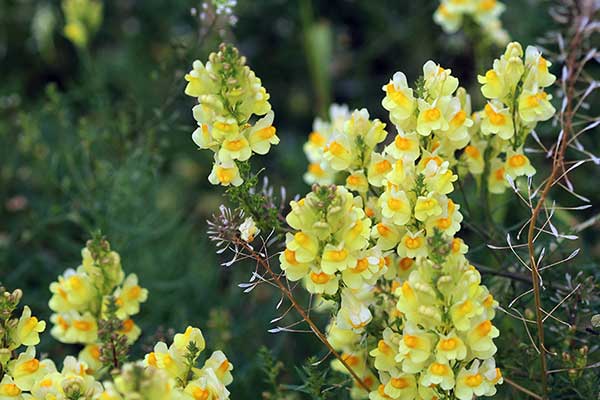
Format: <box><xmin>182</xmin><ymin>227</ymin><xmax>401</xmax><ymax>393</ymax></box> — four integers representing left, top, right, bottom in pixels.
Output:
<box><xmin>290</xmin><ymin>60</ymin><xmax>502</xmax><ymax>400</ymax></box>
<box><xmin>303</xmin><ymin>104</ymin><xmax>351</xmax><ymax>185</ymax></box>
<box><xmin>185</xmin><ymin>44</ymin><xmax>276</xmax><ymax>187</ymax></box>
<box><xmin>462</xmin><ymin>42</ymin><xmax>556</xmax><ymax>193</ymax></box>
<box><xmin>434</xmin><ymin>0</ymin><xmax>509</xmax><ymax>45</ymax></box>
<box><xmin>48</xmin><ymin>237</ymin><xmax>147</xmax><ymax>350</ymax></box>
<box><xmin>281</xmin><ymin>185</ymin><xmax>382</xmax><ymax>295</ymax></box>
<box><xmin>143</xmin><ymin>326</ymin><xmax>233</xmax><ymax>399</ymax></box>
<box><xmin>0</xmin><ymin>280</ymin><xmax>234</xmax><ymax>400</ymax></box>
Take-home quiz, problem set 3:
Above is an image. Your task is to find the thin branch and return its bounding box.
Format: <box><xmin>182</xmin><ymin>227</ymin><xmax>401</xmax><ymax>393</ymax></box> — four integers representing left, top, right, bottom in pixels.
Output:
<box><xmin>232</xmin><ymin>237</ymin><xmax>371</xmax><ymax>393</ymax></box>
<box><xmin>525</xmin><ymin>3</ymin><xmax>589</xmax><ymax>397</ymax></box>
<box><xmin>504</xmin><ymin>377</ymin><xmax>544</xmax><ymax>400</ymax></box>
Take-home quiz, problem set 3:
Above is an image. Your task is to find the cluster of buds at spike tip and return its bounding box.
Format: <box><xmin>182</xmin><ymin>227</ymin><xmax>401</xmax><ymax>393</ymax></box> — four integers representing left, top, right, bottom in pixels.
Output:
<box><xmin>461</xmin><ymin>42</ymin><xmax>556</xmax><ymax>194</ymax></box>
<box><xmin>434</xmin><ymin>0</ymin><xmax>509</xmax><ymax>45</ymax></box>
<box><xmin>47</xmin><ymin>235</ymin><xmax>147</xmax><ymax>374</ymax></box>
<box><xmin>290</xmin><ymin>58</ymin><xmax>513</xmax><ymax>399</ymax></box>
<box><xmin>185</xmin><ymin>43</ymin><xmax>277</xmax><ymax>187</ymax></box>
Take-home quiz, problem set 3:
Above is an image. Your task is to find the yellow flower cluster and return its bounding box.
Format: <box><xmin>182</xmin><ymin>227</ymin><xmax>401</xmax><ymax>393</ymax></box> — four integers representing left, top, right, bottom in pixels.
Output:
<box><xmin>434</xmin><ymin>0</ymin><xmax>509</xmax><ymax>45</ymax></box>
<box><xmin>62</xmin><ymin>0</ymin><xmax>103</xmax><ymax>48</ymax></box>
<box><xmin>1</xmin><ymin>250</ymin><xmax>233</xmax><ymax>399</ymax></box>
<box><xmin>185</xmin><ymin>43</ymin><xmax>276</xmax><ymax>187</ymax></box>
<box><xmin>142</xmin><ymin>326</ymin><xmax>234</xmax><ymax>399</ymax></box>
<box><xmin>463</xmin><ymin>42</ymin><xmax>556</xmax><ymax>193</ymax></box>
<box><xmin>280</xmin><ymin>185</ymin><xmax>381</xmax><ymax>295</ymax></box>
<box><xmin>303</xmin><ymin>104</ymin><xmax>351</xmax><ymax>185</ymax></box>
<box><xmin>48</xmin><ymin>237</ymin><xmax>147</xmax><ymax>372</ymax></box>
<box><xmin>291</xmin><ymin>60</ymin><xmax>505</xmax><ymax>399</ymax></box>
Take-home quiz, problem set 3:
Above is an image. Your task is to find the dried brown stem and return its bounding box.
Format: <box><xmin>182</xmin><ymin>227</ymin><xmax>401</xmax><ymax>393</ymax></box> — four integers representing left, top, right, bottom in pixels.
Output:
<box><xmin>525</xmin><ymin>2</ymin><xmax>589</xmax><ymax>398</ymax></box>
<box><xmin>233</xmin><ymin>237</ymin><xmax>371</xmax><ymax>393</ymax></box>
<box><xmin>504</xmin><ymin>377</ymin><xmax>544</xmax><ymax>400</ymax></box>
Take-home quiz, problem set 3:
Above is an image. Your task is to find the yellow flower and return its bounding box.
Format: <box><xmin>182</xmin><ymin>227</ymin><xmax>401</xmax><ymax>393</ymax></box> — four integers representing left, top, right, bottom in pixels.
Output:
<box><xmin>462</xmin><ymin>142</ymin><xmax>485</xmax><ymax>175</ymax></box>
<box><xmin>78</xmin><ymin>343</ymin><xmax>103</xmax><ymax>374</ymax></box>
<box><xmin>481</xmin><ymin>101</ymin><xmax>514</xmax><ymax>139</ymax></box>
<box><xmin>397</xmin><ymin>231</ymin><xmax>428</xmax><ymax>258</ymax></box>
<box><xmin>344</xmin><ymin>171</ymin><xmax>368</xmax><ymax>194</ymax></box>
<box><xmin>504</xmin><ymin>150</ymin><xmax>536</xmax><ymax>178</ymax></box>
<box><xmin>286</xmin><ymin>231</ymin><xmax>319</xmax><ymax>263</ymax></box>
<box><xmin>416</xmin><ymin>98</ymin><xmax>449</xmax><ymax>136</ymax></box>
<box><xmin>369</xmin><ymin>328</ymin><xmax>400</xmax><ymax>372</ymax></box>
<box><xmin>480</xmin><ymin>358</ymin><xmax>503</xmax><ymax>396</ymax></box>
<box><xmin>304</xmin><ymin>162</ymin><xmax>336</xmax><ymax>185</ymax></box>
<box><xmin>518</xmin><ymin>89</ymin><xmax>555</xmax><ymax>123</ymax></box>
<box><xmin>342</xmin><ymin>254</ymin><xmax>384</xmax><ymax>289</ymax></box>
<box><xmin>434</xmin><ymin>4</ymin><xmax>463</xmax><ymax>33</ymax></box>
<box><xmin>385</xmin><ymin>132</ymin><xmax>421</xmax><ymax>162</ymax></box>
<box><xmin>11</xmin><ymin>306</ymin><xmax>46</xmax><ymax>348</ymax></box>
<box><xmin>173</xmin><ymin>326</ymin><xmax>206</xmax><ymax>356</ymax></box>
<box><xmin>49</xmin><ymin>270</ymin><xmax>94</xmax><ymax>312</ymax></box>
<box><xmin>450</xmin><ymin>297</ymin><xmax>484</xmax><ymax>331</ymax></box>
<box><xmin>422</xmin><ymin>61</ymin><xmax>459</xmax><ymax>98</ymax></box>
<box><xmin>114</xmin><ymin>273</ymin><xmax>148</xmax><ymax>319</ymax></box>
<box><xmin>208</xmin><ymin>158</ymin><xmax>243</xmax><ymax>187</ymax></box>
<box><xmin>443</xmin><ymin>100</ymin><xmax>473</xmax><ymax>142</ymax></box>
<box><xmin>478</xmin><ymin>68</ymin><xmax>507</xmax><ymax>100</ymax></box>
<box><xmin>383</xmin><ymin>373</ymin><xmax>418</xmax><ymax>399</ymax></box>
<box><xmin>184</xmin><ymin>60</ymin><xmax>217</xmax><ymax>97</ymax></box>
<box><xmin>340</xmin><ymin>209</ymin><xmax>372</xmax><ymax>251</ymax></box>
<box><xmin>466</xmin><ymin>319</ymin><xmax>500</xmax><ymax>359</ymax></box>
<box><xmin>379</xmin><ymin>187</ymin><xmax>411</xmax><ymax>226</ymax></box>
<box><xmin>420</xmin><ymin>360</ymin><xmax>455</xmax><ymax>390</ymax></box>
<box><xmin>202</xmin><ymin>350</ymin><xmax>234</xmax><ymax>386</ymax></box>
<box><xmin>488</xmin><ymin>158</ymin><xmax>508</xmax><ymax>194</ymax></box>
<box><xmin>414</xmin><ymin>193</ymin><xmax>442</xmax><ymax>222</ymax></box>
<box><xmin>524</xmin><ymin>46</ymin><xmax>556</xmax><ymax>88</ymax></box>
<box><xmin>248</xmin><ymin>111</ymin><xmax>279</xmax><ymax>155</ymax></box>
<box><xmin>0</xmin><ymin>375</ymin><xmax>22</xmax><ymax>399</ymax></box>
<box><xmin>279</xmin><ymin>248</ymin><xmax>310</xmax><ymax>281</ymax></box>
<box><xmin>455</xmin><ymin>361</ymin><xmax>487</xmax><ymax>400</ymax></box>
<box><xmin>381</xmin><ymin>72</ymin><xmax>416</xmax><ymax>125</ymax></box>
<box><xmin>304</xmin><ymin>270</ymin><xmax>339</xmax><ymax>295</ymax></box>
<box><xmin>321</xmin><ymin>243</ymin><xmax>355</xmax><ymax>274</ymax></box>
<box><xmin>435</xmin><ymin>331</ymin><xmax>467</xmax><ymax>362</ymax></box>
<box><xmin>372</xmin><ymin>221</ymin><xmax>401</xmax><ymax>251</ymax></box>
<box><xmin>218</xmin><ymin>134</ymin><xmax>252</xmax><ymax>162</ymax></box>
<box><xmin>7</xmin><ymin>347</ymin><xmax>53</xmax><ymax>391</ymax></box>
<box><xmin>335</xmin><ymin>296</ymin><xmax>373</xmax><ymax>334</ymax></box>
<box><xmin>184</xmin><ymin>368</ymin><xmax>230</xmax><ymax>400</ymax></box>
<box><xmin>395</xmin><ymin>323</ymin><xmax>433</xmax><ymax>373</ymax></box>
<box><xmin>148</xmin><ymin>342</ymin><xmax>186</xmax><ymax>379</ymax></box>
<box><xmin>326</xmin><ymin>321</ymin><xmax>361</xmax><ymax>350</ymax></box>
<box><xmin>367</xmin><ymin>153</ymin><xmax>395</xmax><ymax>187</ymax></box>
<box><xmin>324</xmin><ymin>135</ymin><xmax>353</xmax><ymax>171</ymax></box>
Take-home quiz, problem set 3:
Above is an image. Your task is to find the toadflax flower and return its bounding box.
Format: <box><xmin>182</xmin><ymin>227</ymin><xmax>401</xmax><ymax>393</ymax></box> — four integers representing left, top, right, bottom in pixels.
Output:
<box><xmin>291</xmin><ymin>59</ymin><xmax>504</xmax><ymax>400</ymax></box>
<box><xmin>185</xmin><ymin>44</ymin><xmax>277</xmax><ymax>187</ymax></box>
<box><xmin>463</xmin><ymin>41</ymin><xmax>556</xmax><ymax>193</ymax></box>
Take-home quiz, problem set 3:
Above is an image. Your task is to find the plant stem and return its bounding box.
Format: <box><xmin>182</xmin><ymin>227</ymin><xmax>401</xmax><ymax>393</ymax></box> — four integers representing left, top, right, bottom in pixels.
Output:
<box><xmin>525</xmin><ymin>3</ymin><xmax>586</xmax><ymax>398</ymax></box>
<box><xmin>504</xmin><ymin>377</ymin><xmax>544</xmax><ymax>400</ymax></box>
<box><xmin>233</xmin><ymin>238</ymin><xmax>371</xmax><ymax>393</ymax></box>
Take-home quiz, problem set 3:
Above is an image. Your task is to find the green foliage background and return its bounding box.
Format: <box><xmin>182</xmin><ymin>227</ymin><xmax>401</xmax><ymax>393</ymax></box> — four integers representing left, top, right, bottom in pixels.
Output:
<box><xmin>0</xmin><ymin>0</ymin><xmax>598</xmax><ymax>398</ymax></box>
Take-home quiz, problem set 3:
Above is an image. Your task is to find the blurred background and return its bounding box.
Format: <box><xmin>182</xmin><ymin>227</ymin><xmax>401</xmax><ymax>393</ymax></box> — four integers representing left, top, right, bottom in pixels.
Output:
<box><xmin>0</xmin><ymin>0</ymin><xmax>598</xmax><ymax>398</ymax></box>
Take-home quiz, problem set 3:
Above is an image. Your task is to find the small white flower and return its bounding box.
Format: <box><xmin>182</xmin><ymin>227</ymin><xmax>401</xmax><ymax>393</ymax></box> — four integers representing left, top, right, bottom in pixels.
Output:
<box><xmin>239</xmin><ymin>217</ymin><xmax>260</xmax><ymax>242</ymax></box>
